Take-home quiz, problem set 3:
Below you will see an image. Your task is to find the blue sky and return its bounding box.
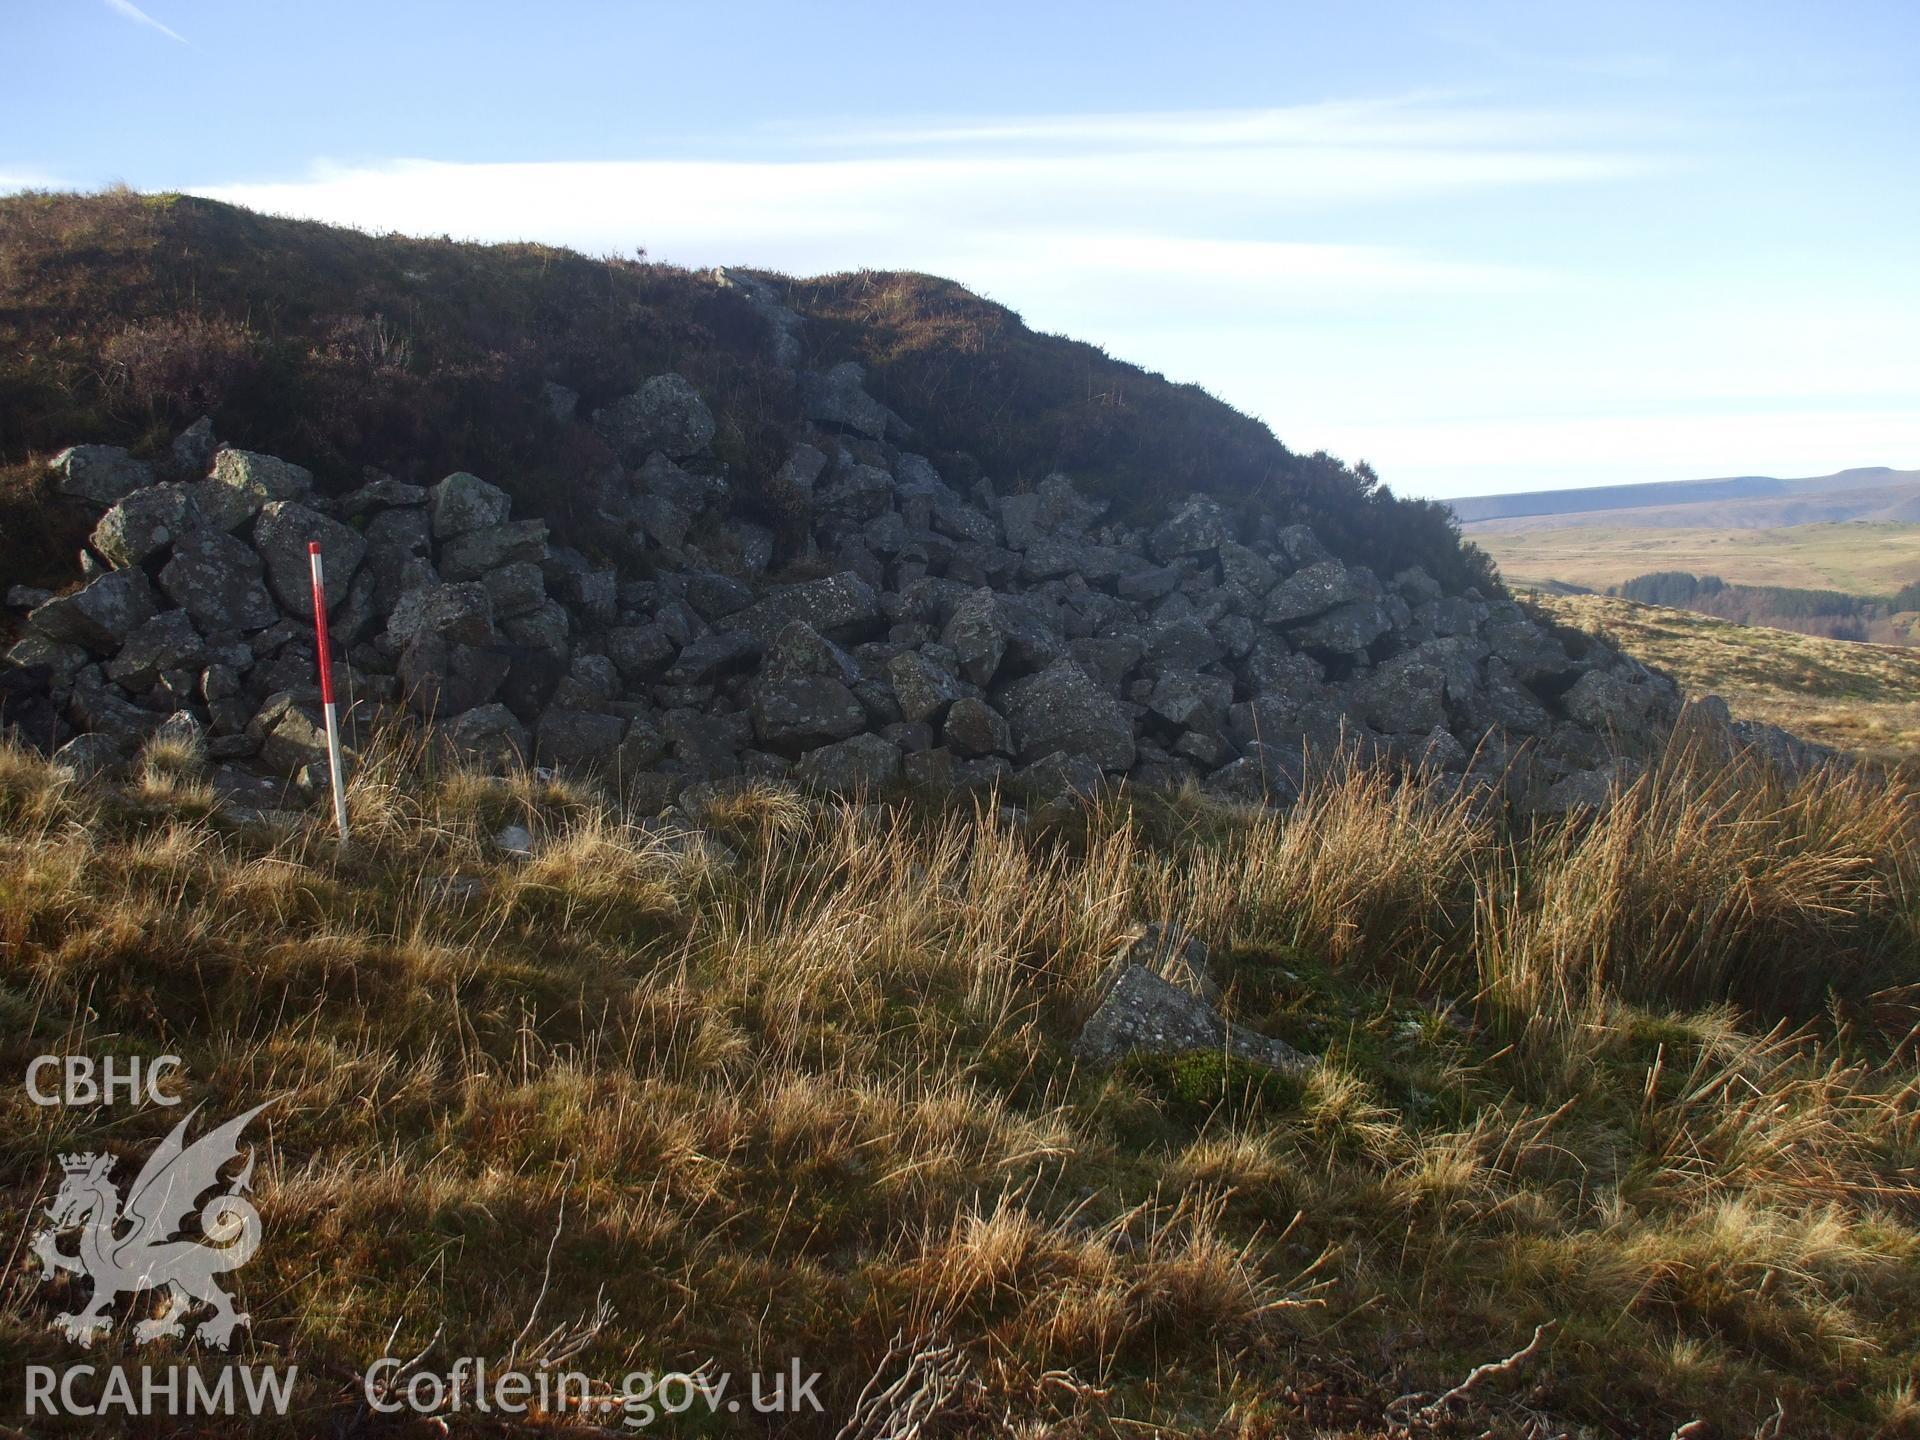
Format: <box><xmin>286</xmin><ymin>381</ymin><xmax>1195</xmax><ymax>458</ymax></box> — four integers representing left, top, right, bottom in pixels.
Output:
<box><xmin>5</xmin><ymin>1</ymin><xmax>1916</xmax><ymax>499</ymax></box>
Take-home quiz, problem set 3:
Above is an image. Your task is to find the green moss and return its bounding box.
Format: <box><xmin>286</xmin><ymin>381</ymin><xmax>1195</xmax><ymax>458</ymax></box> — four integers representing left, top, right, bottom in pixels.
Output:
<box><xmin>1119</xmin><ymin>1049</ymin><xmax>1307</xmax><ymax>1126</ymax></box>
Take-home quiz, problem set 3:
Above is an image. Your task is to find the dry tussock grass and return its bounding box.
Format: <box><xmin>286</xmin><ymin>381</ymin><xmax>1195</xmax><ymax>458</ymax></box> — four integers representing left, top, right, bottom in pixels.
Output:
<box><xmin>1533</xmin><ymin>590</ymin><xmax>1920</xmax><ymax>766</ymax></box>
<box><xmin>1</xmin><ymin>731</ymin><xmax>1917</xmax><ymax>1435</ymax></box>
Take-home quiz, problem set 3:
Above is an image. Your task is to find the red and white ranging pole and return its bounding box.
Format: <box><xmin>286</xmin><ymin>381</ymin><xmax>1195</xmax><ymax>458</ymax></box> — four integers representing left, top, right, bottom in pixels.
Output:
<box><xmin>307</xmin><ymin>542</ymin><xmax>350</xmax><ymax>844</ymax></box>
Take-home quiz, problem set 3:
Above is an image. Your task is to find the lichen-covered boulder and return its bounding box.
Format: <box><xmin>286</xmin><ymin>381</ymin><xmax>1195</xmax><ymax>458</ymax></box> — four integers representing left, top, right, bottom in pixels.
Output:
<box><xmin>888</xmin><ymin>651</ymin><xmax>966</xmax><ymax>725</ymax></box>
<box><xmin>734</xmin><ymin>572</ymin><xmax>881</xmax><ymax>648</ymax></box>
<box><xmin>941</xmin><ymin>589</ymin><xmax>1065</xmax><ymax>686</ymax></box>
<box><xmin>253</xmin><ymin>500</ymin><xmax>366</xmax><ymax>613</ymax></box>
<box><xmin>199</xmin><ymin>449</ymin><xmax>314</xmax><ymax>532</ymax></box>
<box><xmin>942</xmin><ymin>696</ymin><xmax>1011</xmax><ymax>758</ymax></box>
<box><xmin>797</xmin><ymin>362</ymin><xmax>901</xmax><ymax>442</ymax></box>
<box><xmin>997</xmin><ymin>659</ymin><xmax>1136</xmax><ymax>771</ymax></box>
<box><xmin>159</xmin><ymin>530</ymin><xmax>280</xmax><ymax>633</ymax></box>
<box><xmin>592</xmin><ymin>374</ymin><xmax>715</xmax><ymax>461</ymax></box>
<box><xmin>1149</xmin><ymin>494</ymin><xmax>1233</xmax><ymax>562</ymax></box>
<box><xmin>251</xmin><ymin>693</ymin><xmax>339</xmax><ymax>773</ymax></box>
<box><xmin>438</xmin><ymin>520</ymin><xmax>549</xmax><ymax>581</ymax></box>
<box><xmin>91</xmin><ymin>484</ymin><xmax>202</xmax><ymax>568</ymax></box>
<box><xmin>27</xmin><ymin>570</ymin><xmax>158</xmax><ymax>654</ymax></box>
<box><xmin>105</xmin><ymin>611</ymin><xmax>205</xmax><ymax>691</ymax></box>
<box><xmin>1073</xmin><ymin>963</ymin><xmax>1310</xmax><ymax>1072</ymax></box>
<box><xmin>386</xmin><ymin>581</ymin><xmax>496</xmax><ymax>650</ymax></box>
<box><xmin>536</xmin><ymin>707</ymin><xmax>626</xmax><ymax>765</ymax></box>
<box><xmin>428</xmin><ymin>472</ymin><xmax>512</xmax><ymax>539</ymax></box>
<box><xmin>793</xmin><ymin>732</ymin><xmax>903</xmax><ymax>792</ymax></box>
<box><xmin>51</xmin><ymin>445</ymin><xmax>155</xmax><ymax>506</ymax></box>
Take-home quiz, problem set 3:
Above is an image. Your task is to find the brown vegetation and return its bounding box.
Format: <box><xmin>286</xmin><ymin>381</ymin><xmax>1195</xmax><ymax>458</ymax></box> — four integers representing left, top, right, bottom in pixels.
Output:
<box><xmin>2</xmin><ymin>730</ymin><xmax>1916</xmax><ymax>1436</ymax></box>
<box><xmin>0</xmin><ymin>190</ymin><xmax>1496</xmax><ymax>599</ymax></box>
<box><xmin>1532</xmin><ymin>591</ymin><xmax>1920</xmax><ymax>767</ymax></box>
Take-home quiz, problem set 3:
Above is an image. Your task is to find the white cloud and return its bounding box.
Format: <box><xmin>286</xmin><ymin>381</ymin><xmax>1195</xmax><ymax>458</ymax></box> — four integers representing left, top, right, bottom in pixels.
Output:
<box><xmin>191</xmin><ymin>94</ymin><xmax>1659</xmax><ymax>255</ymax></box>
<box><xmin>0</xmin><ymin>168</ymin><xmax>60</xmax><ymax>193</ymax></box>
<box><xmin>186</xmin><ymin>97</ymin><xmax>1907</xmax><ymax>499</ymax></box>
<box><xmin>191</xmin><ymin>98</ymin><xmax>1623</xmax><ymax>308</ymax></box>
<box><xmin>104</xmin><ymin>0</ymin><xmax>186</xmax><ymax>44</ymax></box>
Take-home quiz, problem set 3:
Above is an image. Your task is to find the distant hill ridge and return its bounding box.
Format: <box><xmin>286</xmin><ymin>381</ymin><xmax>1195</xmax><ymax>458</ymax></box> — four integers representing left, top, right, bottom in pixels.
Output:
<box><xmin>1451</xmin><ymin>466</ymin><xmax>1920</xmax><ymax>526</ymax></box>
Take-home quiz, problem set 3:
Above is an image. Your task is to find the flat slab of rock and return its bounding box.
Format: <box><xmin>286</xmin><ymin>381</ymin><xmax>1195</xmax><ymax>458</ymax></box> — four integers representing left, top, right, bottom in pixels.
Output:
<box><xmin>52</xmin><ymin>445</ymin><xmax>155</xmax><ymax>506</ymax></box>
<box><xmin>27</xmin><ymin>570</ymin><xmax>158</xmax><ymax>654</ymax></box>
<box><xmin>733</xmin><ymin>572</ymin><xmax>881</xmax><ymax>647</ymax></box>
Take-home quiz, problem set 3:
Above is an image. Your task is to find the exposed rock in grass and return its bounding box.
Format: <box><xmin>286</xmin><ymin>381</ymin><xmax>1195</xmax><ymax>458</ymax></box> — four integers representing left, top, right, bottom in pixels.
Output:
<box><xmin>1075</xmin><ymin>961</ymin><xmax>1311</xmax><ymax>1074</ymax></box>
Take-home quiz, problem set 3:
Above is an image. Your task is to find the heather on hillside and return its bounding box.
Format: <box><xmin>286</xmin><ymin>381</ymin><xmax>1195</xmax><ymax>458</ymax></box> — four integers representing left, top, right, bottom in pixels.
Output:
<box><xmin>0</xmin><ymin>191</ymin><xmax>1495</xmax><ymax>597</ymax></box>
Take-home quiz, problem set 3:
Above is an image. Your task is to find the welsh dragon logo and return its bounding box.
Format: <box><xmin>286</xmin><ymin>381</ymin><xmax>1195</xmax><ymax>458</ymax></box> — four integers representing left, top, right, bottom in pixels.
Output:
<box><xmin>30</xmin><ymin>1102</ymin><xmax>269</xmax><ymax>1349</ymax></box>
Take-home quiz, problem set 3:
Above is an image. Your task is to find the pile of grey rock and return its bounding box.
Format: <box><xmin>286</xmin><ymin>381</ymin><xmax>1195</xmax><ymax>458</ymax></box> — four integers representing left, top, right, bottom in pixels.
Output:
<box><xmin>3</xmin><ymin>280</ymin><xmax>1786</xmax><ymax>813</ymax></box>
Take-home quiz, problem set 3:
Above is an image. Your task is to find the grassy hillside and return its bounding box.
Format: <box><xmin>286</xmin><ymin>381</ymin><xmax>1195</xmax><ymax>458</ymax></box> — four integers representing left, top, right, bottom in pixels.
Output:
<box><xmin>1529</xmin><ymin>591</ymin><xmax>1920</xmax><ymax>766</ymax></box>
<box><xmin>1476</xmin><ymin>521</ymin><xmax>1920</xmax><ymax>595</ymax></box>
<box><xmin>3</xmin><ymin>732</ymin><xmax>1919</xmax><ymax>1437</ymax></box>
<box><xmin>0</xmin><ymin>189</ymin><xmax>1493</xmax><ymax>597</ymax></box>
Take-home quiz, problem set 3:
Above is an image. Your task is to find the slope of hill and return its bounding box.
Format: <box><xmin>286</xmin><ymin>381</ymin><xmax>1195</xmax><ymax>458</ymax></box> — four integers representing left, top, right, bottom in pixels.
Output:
<box><xmin>0</xmin><ymin>189</ymin><xmax>1490</xmax><ymax>597</ymax></box>
<box><xmin>1526</xmin><ymin>590</ymin><xmax>1920</xmax><ymax>765</ymax></box>
<box><xmin>1464</xmin><ymin>478</ymin><xmax>1920</xmax><ymax>535</ymax></box>
<box><xmin>0</xmin><ymin>187</ymin><xmax>1704</xmax><ymax>835</ymax></box>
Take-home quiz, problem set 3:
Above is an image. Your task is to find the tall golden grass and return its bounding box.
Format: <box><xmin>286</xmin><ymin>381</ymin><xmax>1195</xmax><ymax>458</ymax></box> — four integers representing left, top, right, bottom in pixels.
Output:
<box><xmin>1</xmin><ymin>730</ymin><xmax>1915</xmax><ymax>1435</ymax></box>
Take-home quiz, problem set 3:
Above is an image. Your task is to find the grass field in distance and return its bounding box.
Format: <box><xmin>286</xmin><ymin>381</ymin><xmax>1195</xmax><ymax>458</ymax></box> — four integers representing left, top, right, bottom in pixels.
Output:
<box><xmin>1476</xmin><ymin>520</ymin><xmax>1920</xmax><ymax>595</ymax></box>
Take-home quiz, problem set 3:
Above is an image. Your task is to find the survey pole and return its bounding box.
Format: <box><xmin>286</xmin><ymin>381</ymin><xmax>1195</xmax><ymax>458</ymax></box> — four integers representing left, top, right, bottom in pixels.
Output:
<box><xmin>307</xmin><ymin>542</ymin><xmax>350</xmax><ymax>845</ymax></box>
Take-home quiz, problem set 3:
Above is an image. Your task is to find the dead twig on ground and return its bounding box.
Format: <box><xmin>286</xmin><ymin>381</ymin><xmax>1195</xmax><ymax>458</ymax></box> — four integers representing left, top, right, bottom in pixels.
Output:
<box><xmin>1386</xmin><ymin>1320</ymin><xmax>1556</xmax><ymax>1428</ymax></box>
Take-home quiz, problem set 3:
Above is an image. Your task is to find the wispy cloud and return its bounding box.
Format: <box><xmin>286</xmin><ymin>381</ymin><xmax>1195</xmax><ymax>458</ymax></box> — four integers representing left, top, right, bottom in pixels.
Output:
<box><xmin>181</xmin><ymin>97</ymin><xmax>1738</xmax><ymax>495</ymax></box>
<box><xmin>792</xmin><ymin>94</ymin><xmax>1673</xmax><ymax>152</ymax></box>
<box><xmin>104</xmin><ymin>0</ymin><xmax>186</xmax><ymax>45</ymax></box>
<box><xmin>195</xmin><ymin>148</ymin><xmax>1581</xmax><ymax>326</ymax></box>
<box><xmin>0</xmin><ymin>167</ymin><xmax>60</xmax><ymax>194</ymax></box>
<box><xmin>191</xmin><ymin>95</ymin><xmax>1653</xmax><ymax>304</ymax></box>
